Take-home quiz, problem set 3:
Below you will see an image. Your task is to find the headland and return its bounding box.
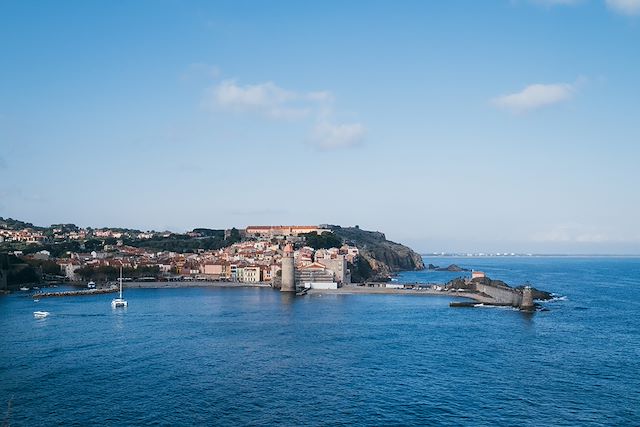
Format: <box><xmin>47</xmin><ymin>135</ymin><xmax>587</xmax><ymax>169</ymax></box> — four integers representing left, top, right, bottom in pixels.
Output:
<box><xmin>2</xmin><ymin>218</ymin><xmax>551</xmax><ymax>311</ymax></box>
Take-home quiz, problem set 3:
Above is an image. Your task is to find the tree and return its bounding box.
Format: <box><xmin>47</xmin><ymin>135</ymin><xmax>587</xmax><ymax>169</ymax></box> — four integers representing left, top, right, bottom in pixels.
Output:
<box><xmin>226</xmin><ymin>228</ymin><xmax>241</xmax><ymax>244</ymax></box>
<box><xmin>76</xmin><ymin>266</ymin><xmax>96</xmax><ymax>281</ymax></box>
<box><xmin>302</xmin><ymin>232</ymin><xmax>343</xmax><ymax>250</ymax></box>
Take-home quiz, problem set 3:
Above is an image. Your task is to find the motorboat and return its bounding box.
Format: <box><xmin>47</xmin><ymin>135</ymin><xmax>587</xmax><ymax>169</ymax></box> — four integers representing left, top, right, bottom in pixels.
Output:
<box><xmin>33</xmin><ymin>311</ymin><xmax>50</xmax><ymax>318</ymax></box>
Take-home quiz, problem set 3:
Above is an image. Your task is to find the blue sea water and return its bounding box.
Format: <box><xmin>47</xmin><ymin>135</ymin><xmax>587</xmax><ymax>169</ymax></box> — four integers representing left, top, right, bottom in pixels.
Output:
<box><xmin>1</xmin><ymin>257</ymin><xmax>639</xmax><ymax>426</ymax></box>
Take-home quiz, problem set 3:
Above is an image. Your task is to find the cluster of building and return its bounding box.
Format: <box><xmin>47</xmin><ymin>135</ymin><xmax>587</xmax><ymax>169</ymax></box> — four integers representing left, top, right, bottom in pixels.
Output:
<box><xmin>5</xmin><ymin>224</ymin><xmax>359</xmax><ymax>289</ymax></box>
<box><xmin>0</xmin><ymin>228</ymin><xmax>46</xmax><ymax>243</ymax></box>
<box><xmin>0</xmin><ymin>225</ymin><xmax>169</xmax><ymax>243</ymax></box>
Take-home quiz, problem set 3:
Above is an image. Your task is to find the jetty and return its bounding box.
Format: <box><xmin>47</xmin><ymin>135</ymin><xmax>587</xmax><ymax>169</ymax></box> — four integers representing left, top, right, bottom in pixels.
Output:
<box><xmin>33</xmin><ymin>286</ymin><xmax>118</xmax><ymax>299</ymax></box>
<box><xmin>305</xmin><ymin>275</ymin><xmax>548</xmax><ymax>311</ymax></box>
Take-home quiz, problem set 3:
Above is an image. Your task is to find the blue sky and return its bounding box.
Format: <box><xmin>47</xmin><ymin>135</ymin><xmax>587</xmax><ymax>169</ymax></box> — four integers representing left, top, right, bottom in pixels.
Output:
<box><xmin>1</xmin><ymin>0</ymin><xmax>639</xmax><ymax>254</ymax></box>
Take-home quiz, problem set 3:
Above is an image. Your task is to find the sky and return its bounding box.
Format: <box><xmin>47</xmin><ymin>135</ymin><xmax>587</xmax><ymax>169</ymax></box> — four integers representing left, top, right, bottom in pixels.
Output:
<box><xmin>1</xmin><ymin>0</ymin><xmax>639</xmax><ymax>254</ymax></box>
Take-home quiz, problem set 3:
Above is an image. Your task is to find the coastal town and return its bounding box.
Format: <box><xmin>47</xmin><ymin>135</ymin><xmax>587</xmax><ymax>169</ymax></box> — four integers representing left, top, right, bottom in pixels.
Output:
<box><xmin>0</xmin><ymin>218</ymin><xmax>551</xmax><ymax>310</ymax></box>
<box><xmin>0</xmin><ymin>221</ymin><xmax>360</xmax><ymax>290</ymax></box>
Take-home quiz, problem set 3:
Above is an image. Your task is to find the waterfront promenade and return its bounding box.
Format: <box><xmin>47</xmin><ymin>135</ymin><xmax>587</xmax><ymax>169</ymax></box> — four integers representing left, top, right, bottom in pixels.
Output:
<box><xmin>125</xmin><ymin>281</ymin><xmax>273</xmax><ymax>289</ymax></box>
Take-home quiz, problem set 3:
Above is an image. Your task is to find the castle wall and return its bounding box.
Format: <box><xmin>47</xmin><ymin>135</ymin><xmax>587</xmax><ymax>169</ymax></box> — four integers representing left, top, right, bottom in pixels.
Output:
<box><xmin>474</xmin><ymin>283</ymin><xmax>522</xmax><ymax>306</ymax></box>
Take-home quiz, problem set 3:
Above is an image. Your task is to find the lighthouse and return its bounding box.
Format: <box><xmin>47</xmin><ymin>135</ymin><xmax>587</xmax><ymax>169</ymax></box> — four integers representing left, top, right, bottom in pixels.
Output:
<box><xmin>281</xmin><ymin>243</ymin><xmax>296</xmax><ymax>292</ymax></box>
<box><xmin>520</xmin><ymin>286</ymin><xmax>535</xmax><ymax>311</ymax></box>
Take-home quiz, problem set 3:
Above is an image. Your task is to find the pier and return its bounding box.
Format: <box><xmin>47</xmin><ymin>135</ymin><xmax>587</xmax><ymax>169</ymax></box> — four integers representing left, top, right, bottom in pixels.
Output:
<box><xmin>33</xmin><ymin>286</ymin><xmax>118</xmax><ymax>298</ymax></box>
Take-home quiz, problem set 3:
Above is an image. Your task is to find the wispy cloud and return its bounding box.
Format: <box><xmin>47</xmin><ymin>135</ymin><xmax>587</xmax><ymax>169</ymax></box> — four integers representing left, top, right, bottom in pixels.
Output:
<box><xmin>203</xmin><ymin>77</ymin><xmax>366</xmax><ymax>149</ymax></box>
<box><xmin>311</xmin><ymin>121</ymin><xmax>366</xmax><ymax>149</ymax></box>
<box><xmin>606</xmin><ymin>0</ymin><xmax>640</xmax><ymax>15</ymax></box>
<box><xmin>208</xmin><ymin>80</ymin><xmax>310</xmax><ymax>119</ymax></box>
<box><xmin>529</xmin><ymin>0</ymin><xmax>640</xmax><ymax>14</ymax></box>
<box><xmin>492</xmin><ymin>80</ymin><xmax>581</xmax><ymax>113</ymax></box>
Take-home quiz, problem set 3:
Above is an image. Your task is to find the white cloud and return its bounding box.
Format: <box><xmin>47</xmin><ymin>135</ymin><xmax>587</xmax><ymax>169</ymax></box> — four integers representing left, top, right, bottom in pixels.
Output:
<box><xmin>209</xmin><ymin>80</ymin><xmax>308</xmax><ymax>119</ymax></box>
<box><xmin>606</xmin><ymin>0</ymin><xmax>640</xmax><ymax>15</ymax></box>
<box><xmin>492</xmin><ymin>81</ymin><xmax>578</xmax><ymax>113</ymax></box>
<box><xmin>204</xmin><ymin>77</ymin><xmax>366</xmax><ymax>149</ymax></box>
<box><xmin>526</xmin><ymin>0</ymin><xmax>640</xmax><ymax>15</ymax></box>
<box><xmin>311</xmin><ymin>121</ymin><xmax>366</xmax><ymax>149</ymax></box>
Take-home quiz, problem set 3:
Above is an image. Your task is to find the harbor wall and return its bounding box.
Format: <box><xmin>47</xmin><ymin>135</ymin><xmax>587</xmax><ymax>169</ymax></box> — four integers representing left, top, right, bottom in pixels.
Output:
<box><xmin>474</xmin><ymin>283</ymin><xmax>522</xmax><ymax>306</ymax></box>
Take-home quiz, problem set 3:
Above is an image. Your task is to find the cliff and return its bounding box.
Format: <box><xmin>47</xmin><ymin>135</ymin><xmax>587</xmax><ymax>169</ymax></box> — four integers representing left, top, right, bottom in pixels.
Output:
<box><xmin>327</xmin><ymin>226</ymin><xmax>425</xmax><ymax>281</ymax></box>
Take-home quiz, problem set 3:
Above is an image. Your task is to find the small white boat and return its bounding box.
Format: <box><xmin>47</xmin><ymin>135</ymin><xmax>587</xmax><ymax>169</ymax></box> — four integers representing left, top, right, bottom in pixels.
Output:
<box><xmin>87</xmin><ymin>281</ymin><xmax>96</xmax><ymax>289</ymax></box>
<box><xmin>33</xmin><ymin>311</ymin><xmax>50</xmax><ymax>318</ymax></box>
<box><xmin>20</xmin><ymin>287</ymin><xmax>29</xmax><ymax>291</ymax></box>
<box><xmin>111</xmin><ymin>265</ymin><xmax>128</xmax><ymax>309</ymax></box>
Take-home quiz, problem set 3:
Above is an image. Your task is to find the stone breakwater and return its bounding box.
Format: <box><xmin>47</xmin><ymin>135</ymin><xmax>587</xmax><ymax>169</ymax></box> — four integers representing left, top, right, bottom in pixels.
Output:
<box><xmin>308</xmin><ymin>285</ymin><xmax>494</xmax><ymax>302</ymax></box>
<box><xmin>309</xmin><ymin>280</ymin><xmax>548</xmax><ymax>311</ymax></box>
<box><xmin>33</xmin><ymin>286</ymin><xmax>118</xmax><ymax>298</ymax></box>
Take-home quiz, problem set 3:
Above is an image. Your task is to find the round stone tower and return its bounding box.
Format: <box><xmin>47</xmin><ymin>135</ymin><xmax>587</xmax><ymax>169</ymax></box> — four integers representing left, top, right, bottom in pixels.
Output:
<box><xmin>281</xmin><ymin>243</ymin><xmax>296</xmax><ymax>293</ymax></box>
<box><xmin>520</xmin><ymin>286</ymin><xmax>534</xmax><ymax>311</ymax></box>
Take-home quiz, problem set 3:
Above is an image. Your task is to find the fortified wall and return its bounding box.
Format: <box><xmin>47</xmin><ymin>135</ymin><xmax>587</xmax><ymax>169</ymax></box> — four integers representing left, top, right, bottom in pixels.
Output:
<box><xmin>474</xmin><ymin>281</ymin><xmax>523</xmax><ymax>307</ymax></box>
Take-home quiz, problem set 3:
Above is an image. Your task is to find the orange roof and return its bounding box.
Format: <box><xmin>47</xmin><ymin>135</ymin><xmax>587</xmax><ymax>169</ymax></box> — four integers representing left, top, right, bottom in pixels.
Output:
<box><xmin>298</xmin><ymin>262</ymin><xmax>327</xmax><ymax>270</ymax></box>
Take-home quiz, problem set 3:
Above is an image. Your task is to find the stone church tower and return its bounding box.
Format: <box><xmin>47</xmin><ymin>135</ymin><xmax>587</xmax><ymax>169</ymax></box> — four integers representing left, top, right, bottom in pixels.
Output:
<box><xmin>281</xmin><ymin>243</ymin><xmax>296</xmax><ymax>292</ymax></box>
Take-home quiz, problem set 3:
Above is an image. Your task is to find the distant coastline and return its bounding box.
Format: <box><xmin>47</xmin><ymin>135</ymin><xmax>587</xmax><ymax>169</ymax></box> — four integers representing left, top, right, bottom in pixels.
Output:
<box><xmin>422</xmin><ymin>253</ymin><xmax>640</xmax><ymax>258</ymax></box>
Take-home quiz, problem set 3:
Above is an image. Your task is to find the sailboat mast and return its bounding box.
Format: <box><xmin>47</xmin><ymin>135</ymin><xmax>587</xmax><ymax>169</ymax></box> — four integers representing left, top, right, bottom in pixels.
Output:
<box><xmin>119</xmin><ymin>265</ymin><xmax>123</xmax><ymax>299</ymax></box>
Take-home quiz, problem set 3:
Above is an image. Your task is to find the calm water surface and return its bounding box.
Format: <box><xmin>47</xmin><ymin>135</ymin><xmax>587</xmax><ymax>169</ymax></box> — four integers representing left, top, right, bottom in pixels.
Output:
<box><xmin>1</xmin><ymin>257</ymin><xmax>639</xmax><ymax>426</ymax></box>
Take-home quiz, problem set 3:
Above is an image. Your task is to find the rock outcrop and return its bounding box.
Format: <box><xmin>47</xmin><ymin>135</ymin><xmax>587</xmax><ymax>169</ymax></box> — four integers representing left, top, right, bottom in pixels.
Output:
<box><xmin>445</xmin><ymin>276</ymin><xmax>553</xmax><ymax>302</ymax></box>
<box><xmin>328</xmin><ymin>225</ymin><xmax>425</xmax><ymax>281</ymax></box>
<box><xmin>427</xmin><ymin>263</ymin><xmax>470</xmax><ymax>272</ymax></box>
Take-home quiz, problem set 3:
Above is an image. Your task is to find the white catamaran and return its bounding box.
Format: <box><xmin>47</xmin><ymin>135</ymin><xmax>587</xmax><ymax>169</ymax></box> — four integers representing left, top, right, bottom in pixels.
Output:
<box><xmin>111</xmin><ymin>265</ymin><xmax>128</xmax><ymax>308</ymax></box>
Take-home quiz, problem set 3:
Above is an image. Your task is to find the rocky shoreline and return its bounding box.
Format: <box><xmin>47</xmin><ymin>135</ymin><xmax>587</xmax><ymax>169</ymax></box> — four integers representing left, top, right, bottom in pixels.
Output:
<box><xmin>329</xmin><ymin>225</ymin><xmax>425</xmax><ymax>281</ymax></box>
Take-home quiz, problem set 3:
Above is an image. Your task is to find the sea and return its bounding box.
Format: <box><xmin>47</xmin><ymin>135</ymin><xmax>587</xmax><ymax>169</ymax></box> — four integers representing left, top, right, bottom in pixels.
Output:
<box><xmin>1</xmin><ymin>256</ymin><xmax>639</xmax><ymax>426</ymax></box>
